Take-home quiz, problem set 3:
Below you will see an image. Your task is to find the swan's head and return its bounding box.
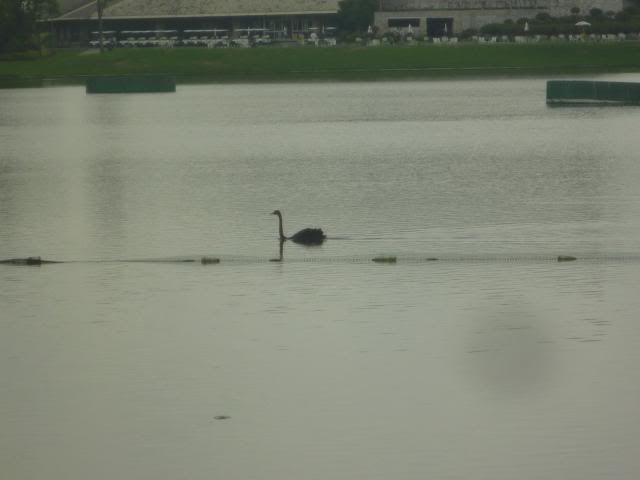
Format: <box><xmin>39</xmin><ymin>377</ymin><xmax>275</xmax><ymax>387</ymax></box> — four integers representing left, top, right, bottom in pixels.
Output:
<box><xmin>271</xmin><ymin>210</ymin><xmax>281</xmax><ymax>216</ymax></box>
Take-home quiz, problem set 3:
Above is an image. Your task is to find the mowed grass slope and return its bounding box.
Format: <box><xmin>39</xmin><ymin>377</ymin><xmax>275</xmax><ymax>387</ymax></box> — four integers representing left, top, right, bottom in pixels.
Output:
<box><xmin>2</xmin><ymin>43</ymin><xmax>640</xmax><ymax>83</ymax></box>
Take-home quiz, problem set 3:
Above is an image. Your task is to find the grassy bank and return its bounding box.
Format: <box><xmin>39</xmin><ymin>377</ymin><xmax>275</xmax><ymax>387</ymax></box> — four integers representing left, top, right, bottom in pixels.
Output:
<box><xmin>2</xmin><ymin>42</ymin><xmax>640</xmax><ymax>85</ymax></box>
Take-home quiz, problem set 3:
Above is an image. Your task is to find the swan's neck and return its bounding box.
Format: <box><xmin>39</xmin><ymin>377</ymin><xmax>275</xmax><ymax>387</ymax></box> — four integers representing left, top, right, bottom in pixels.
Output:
<box><xmin>276</xmin><ymin>213</ymin><xmax>286</xmax><ymax>241</ymax></box>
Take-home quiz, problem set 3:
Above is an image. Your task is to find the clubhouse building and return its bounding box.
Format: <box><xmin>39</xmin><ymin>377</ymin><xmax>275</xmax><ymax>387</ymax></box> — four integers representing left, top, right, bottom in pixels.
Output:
<box><xmin>374</xmin><ymin>0</ymin><xmax>626</xmax><ymax>37</ymax></box>
<box><xmin>48</xmin><ymin>0</ymin><xmax>626</xmax><ymax>45</ymax></box>
<box><xmin>50</xmin><ymin>0</ymin><xmax>341</xmax><ymax>46</ymax></box>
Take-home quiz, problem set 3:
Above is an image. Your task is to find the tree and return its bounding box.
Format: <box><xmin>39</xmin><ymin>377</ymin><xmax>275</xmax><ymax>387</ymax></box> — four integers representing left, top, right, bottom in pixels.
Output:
<box><xmin>535</xmin><ymin>12</ymin><xmax>552</xmax><ymax>22</ymax></box>
<box><xmin>0</xmin><ymin>0</ymin><xmax>58</xmax><ymax>53</ymax></box>
<box><xmin>337</xmin><ymin>0</ymin><xmax>378</xmax><ymax>33</ymax></box>
<box><xmin>97</xmin><ymin>0</ymin><xmax>105</xmax><ymax>52</ymax></box>
<box><xmin>96</xmin><ymin>0</ymin><xmax>114</xmax><ymax>53</ymax></box>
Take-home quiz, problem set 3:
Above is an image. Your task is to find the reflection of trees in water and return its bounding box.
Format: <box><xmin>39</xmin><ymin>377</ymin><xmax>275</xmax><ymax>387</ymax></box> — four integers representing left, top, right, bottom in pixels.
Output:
<box><xmin>85</xmin><ymin>96</ymin><xmax>128</xmax><ymax>255</ymax></box>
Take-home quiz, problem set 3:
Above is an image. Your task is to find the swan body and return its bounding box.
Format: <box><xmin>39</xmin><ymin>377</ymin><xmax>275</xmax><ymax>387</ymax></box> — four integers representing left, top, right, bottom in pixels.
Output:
<box><xmin>272</xmin><ymin>210</ymin><xmax>326</xmax><ymax>245</ymax></box>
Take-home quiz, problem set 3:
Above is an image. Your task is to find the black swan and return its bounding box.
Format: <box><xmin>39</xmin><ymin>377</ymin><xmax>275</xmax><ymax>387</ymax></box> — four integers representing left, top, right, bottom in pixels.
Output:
<box><xmin>271</xmin><ymin>210</ymin><xmax>326</xmax><ymax>245</ymax></box>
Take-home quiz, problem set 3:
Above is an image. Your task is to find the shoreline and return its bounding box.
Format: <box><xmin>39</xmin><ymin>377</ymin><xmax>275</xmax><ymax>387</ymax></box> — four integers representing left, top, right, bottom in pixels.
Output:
<box><xmin>2</xmin><ymin>43</ymin><xmax>640</xmax><ymax>87</ymax></box>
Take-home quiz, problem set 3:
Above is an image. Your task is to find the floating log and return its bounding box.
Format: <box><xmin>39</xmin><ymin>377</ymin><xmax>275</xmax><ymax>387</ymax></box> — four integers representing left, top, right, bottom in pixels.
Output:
<box><xmin>372</xmin><ymin>256</ymin><xmax>397</xmax><ymax>263</ymax></box>
<box><xmin>557</xmin><ymin>255</ymin><xmax>577</xmax><ymax>262</ymax></box>
<box><xmin>547</xmin><ymin>80</ymin><xmax>640</xmax><ymax>106</ymax></box>
<box><xmin>86</xmin><ymin>75</ymin><xmax>176</xmax><ymax>94</ymax></box>
<box><xmin>0</xmin><ymin>256</ymin><xmax>59</xmax><ymax>265</ymax></box>
<box><xmin>201</xmin><ymin>257</ymin><xmax>220</xmax><ymax>264</ymax></box>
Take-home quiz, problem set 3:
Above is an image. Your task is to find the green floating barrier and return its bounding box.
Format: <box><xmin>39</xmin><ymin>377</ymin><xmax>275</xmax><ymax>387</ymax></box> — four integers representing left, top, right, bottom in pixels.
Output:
<box><xmin>86</xmin><ymin>75</ymin><xmax>176</xmax><ymax>94</ymax></box>
<box><xmin>547</xmin><ymin>80</ymin><xmax>640</xmax><ymax>105</ymax></box>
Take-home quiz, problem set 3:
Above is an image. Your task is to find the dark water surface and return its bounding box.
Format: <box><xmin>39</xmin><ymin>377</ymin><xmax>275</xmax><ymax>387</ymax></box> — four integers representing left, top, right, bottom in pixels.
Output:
<box><xmin>2</xmin><ymin>77</ymin><xmax>640</xmax><ymax>479</ymax></box>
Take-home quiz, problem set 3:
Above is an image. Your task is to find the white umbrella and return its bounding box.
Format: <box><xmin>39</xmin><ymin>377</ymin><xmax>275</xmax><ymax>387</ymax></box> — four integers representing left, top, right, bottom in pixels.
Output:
<box><xmin>575</xmin><ymin>21</ymin><xmax>591</xmax><ymax>27</ymax></box>
<box><xmin>407</xmin><ymin>24</ymin><xmax>413</xmax><ymax>34</ymax></box>
<box><xmin>443</xmin><ymin>24</ymin><xmax>448</xmax><ymax>35</ymax></box>
<box><xmin>524</xmin><ymin>21</ymin><xmax>529</xmax><ymax>32</ymax></box>
<box><xmin>367</xmin><ymin>25</ymin><xmax>373</xmax><ymax>34</ymax></box>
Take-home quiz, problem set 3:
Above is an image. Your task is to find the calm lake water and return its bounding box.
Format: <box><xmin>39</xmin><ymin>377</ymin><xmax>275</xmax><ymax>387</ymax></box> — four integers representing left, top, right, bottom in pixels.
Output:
<box><xmin>2</xmin><ymin>76</ymin><xmax>640</xmax><ymax>479</ymax></box>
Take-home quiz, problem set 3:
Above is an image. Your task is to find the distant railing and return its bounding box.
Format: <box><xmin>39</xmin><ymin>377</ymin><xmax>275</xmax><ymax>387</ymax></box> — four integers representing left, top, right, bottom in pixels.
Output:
<box><xmin>88</xmin><ymin>28</ymin><xmax>338</xmax><ymax>49</ymax></box>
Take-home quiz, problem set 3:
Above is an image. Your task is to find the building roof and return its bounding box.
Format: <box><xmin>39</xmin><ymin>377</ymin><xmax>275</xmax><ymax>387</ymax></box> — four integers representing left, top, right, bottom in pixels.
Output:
<box><xmin>57</xmin><ymin>0</ymin><xmax>95</xmax><ymax>14</ymax></box>
<box><xmin>57</xmin><ymin>0</ymin><xmax>339</xmax><ymax>20</ymax></box>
